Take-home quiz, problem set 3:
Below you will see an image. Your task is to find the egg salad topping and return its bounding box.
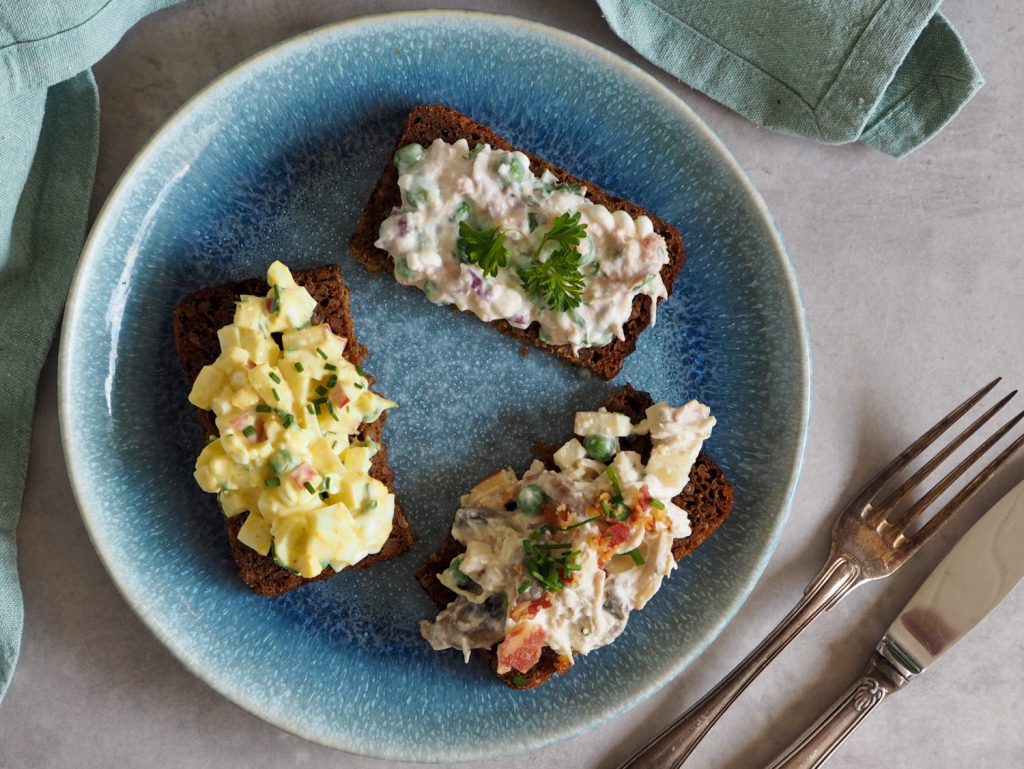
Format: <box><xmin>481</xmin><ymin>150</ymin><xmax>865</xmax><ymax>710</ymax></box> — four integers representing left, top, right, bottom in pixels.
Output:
<box><xmin>375</xmin><ymin>139</ymin><xmax>670</xmax><ymax>352</ymax></box>
<box><xmin>420</xmin><ymin>400</ymin><xmax>715</xmax><ymax>677</ymax></box>
<box><xmin>188</xmin><ymin>261</ymin><xmax>397</xmax><ymax>578</ymax></box>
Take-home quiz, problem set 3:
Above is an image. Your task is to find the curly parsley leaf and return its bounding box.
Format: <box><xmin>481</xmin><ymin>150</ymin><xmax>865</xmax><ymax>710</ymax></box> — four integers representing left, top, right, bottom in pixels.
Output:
<box><xmin>456</xmin><ymin>221</ymin><xmax>509</xmax><ymax>278</ymax></box>
<box><xmin>532</xmin><ymin>211</ymin><xmax>586</xmax><ymax>261</ymax></box>
<box><xmin>520</xmin><ymin>211</ymin><xmax>588</xmax><ymax>312</ymax></box>
<box><xmin>520</xmin><ymin>247</ymin><xmax>586</xmax><ymax>312</ymax></box>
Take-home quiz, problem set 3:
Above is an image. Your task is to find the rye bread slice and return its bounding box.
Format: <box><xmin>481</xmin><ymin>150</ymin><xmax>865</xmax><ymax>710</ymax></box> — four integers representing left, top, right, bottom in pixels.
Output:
<box><xmin>173</xmin><ymin>264</ymin><xmax>414</xmax><ymax>596</ymax></box>
<box><xmin>350</xmin><ymin>104</ymin><xmax>686</xmax><ymax>380</ymax></box>
<box><xmin>416</xmin><ymin>384</ymin><xmax>733</xmax><ymax>689</ymax></box>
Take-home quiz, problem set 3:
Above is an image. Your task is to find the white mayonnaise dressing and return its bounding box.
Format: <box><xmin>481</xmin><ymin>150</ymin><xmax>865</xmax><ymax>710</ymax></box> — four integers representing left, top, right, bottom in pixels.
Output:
<box><xmin>375</xmin><ymin>139</ymin><xmax>670</xmax><ymax>352</ymax></box>
<box><xmin>421</xmin><ymin>400</ymin><xmax>716</xmax><ymax>672</ymax></box>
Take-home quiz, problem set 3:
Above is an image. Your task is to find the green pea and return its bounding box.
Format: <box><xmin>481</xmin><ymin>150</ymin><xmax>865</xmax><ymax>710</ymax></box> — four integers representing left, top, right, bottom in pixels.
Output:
<box><xmin>500</xmin><ymin>156</ymin><xmax>525</xmax><ymax>184</ymax></box>
<box><xmin>268</xmin><ymin>449</ymin><xmax>294</xmax><ymax>475</ymax></box>
<box><xmin>393</xmin><ymin>143</ymin><xmax>424</xmax><ymax>168</ymax></box>
<box><xmin>394</xmin><ymin>258</ymin><xmax>416</xmax><ymax>280</ymax></box>
<box><xmin>517</xmin><ymin>484</ymin><xmax>546</xmax><ymax>515</ymax></box>
<box><xmin>450</xmin><ymin>200</ymin><xmax>472</xmax><ymax>223</ymax></box>
<box><xmin>584</xmin><ymin>434</ymin><xmax>618</xmax><ymax>463</ymax></box>
<box><xmin>407</xmin><ymin>187</ymin><xmax>430</xmax><ymax>208</ymax></box>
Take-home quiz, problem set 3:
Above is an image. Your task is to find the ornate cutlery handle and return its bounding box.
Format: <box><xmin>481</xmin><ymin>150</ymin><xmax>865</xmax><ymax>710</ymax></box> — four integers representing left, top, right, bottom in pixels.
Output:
<box><xmin>618</xmin><ymin>557</ymin><xmax>862</xmax><ymax>769</ymax></box>
<box><xmin>764</xmin><ymin>651</ymin><xmax>909</xmax><ymax>769</ymax></box>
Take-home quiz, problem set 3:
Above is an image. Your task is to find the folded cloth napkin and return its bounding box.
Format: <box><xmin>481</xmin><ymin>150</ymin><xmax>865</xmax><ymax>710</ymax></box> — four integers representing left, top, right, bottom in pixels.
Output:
<box><xmin>596</xmin><ymin>0</ymin><xmax>983</xmax><ymax>157</ymax></box>
<box><xmin>0</xmin><ymin>0</ymin><xmax>181</xmax><ymax>704</ymax></box>
<box><xmin>0</xmin><ymin>0</ymin><xmax>983</xmax><ymax>705</ymax></box>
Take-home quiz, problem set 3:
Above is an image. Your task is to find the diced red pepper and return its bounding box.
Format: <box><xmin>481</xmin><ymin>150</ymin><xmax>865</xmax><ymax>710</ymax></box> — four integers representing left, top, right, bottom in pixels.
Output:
<box><xmin>331</xmin><ymin>386</ymin><xmax>350</xmax><ymax>409</ymax></box>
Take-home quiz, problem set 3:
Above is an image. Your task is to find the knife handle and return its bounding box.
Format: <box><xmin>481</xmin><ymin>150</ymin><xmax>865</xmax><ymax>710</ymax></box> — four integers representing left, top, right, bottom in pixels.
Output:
<box><xmin>764</xmin><ymin>651</ymin><xmax>909</xmax><ymax>769</ymax></box>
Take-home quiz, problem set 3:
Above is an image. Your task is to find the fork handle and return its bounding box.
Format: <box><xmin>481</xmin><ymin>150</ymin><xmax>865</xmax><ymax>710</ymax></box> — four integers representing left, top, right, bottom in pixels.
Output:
<box><xmin>764</xmin><ymin>651</ymin><xmax>909</xmax><ymax>769</ymax></box>
<box><xmin>617</xmin><ymin>557</ymin><xmax>862</xmax><ymax>769</ymax></box>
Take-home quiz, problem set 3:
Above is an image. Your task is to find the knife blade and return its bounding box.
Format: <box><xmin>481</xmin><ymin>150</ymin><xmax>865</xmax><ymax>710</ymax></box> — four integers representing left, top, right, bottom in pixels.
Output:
<box><xmin>880</xmin><ymin>477</ymin><xmax>1024</xmax><ymax>675</ymax></box>
<box><xmin>767</xmin><ymin>476</ymin><xmax>1024</xmax><ymax>769</ymax></box>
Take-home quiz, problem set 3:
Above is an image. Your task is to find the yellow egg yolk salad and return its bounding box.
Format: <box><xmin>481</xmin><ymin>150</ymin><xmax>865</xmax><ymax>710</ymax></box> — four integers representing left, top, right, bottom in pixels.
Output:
<box><xmin>188</xmin><ymin>261</ymin><xmax>397</xmax><ymax>578</ymax></box>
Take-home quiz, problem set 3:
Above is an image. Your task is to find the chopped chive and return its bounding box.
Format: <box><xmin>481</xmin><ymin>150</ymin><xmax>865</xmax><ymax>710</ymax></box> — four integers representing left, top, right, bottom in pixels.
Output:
<box><xmin>314</xmin><ymin>402</ymin><xmax>322</xmax><ymax>415</ymax></box>
<box><xmin>294</xmin><ymin>362</ymin><xmax>304</xmax><ymax>373</ymax></box>
<box><xmin>564</xmin><ymin>515</ymin><xmax>601</xmax><ymax>530</ymax></box>
<box><xmin>242</xmin><ymin>425</ymin><xmax>256</xmax><ymax>438</ymax></box>
<box><xmin>324</xmin><ymin>362</ymin><xmax>337</xmax><ymax>371</ymax></box>
<box><xmin>255</xmin><ymin>404</ymin><xmax>271</xmax><ymax>413</ymax></box>
<box><xmin>355</xmin><ymin>365</ymin><xmax>366</xmax><ymax>377</ymax></box>
<box><xmin>271</xmin><ymin>284</ymin><xmax>281</xmax><ymax>313</ymax></box>
<box><xmin>512</xmin><ymin>675</ymin><xmax>526</xmax><ymax>686</ymax></box>
<box><xmin>313</xmin><ymin>396</ymin><xmax>328</xmax><ymax>405</ymax></box>
<box><xmin>627</xmin><ymin>547</ymin><xmax>645</xmax><ymax>566</ymax></box>
<box><xmin>303</xmin><ymin>482</ymin><xmax>316</xmax><ymax>494</ymax></box>
<box><xmin>268</xmin><ymin>371</ymin><xmax>281</xmax><ymax>384</ymax></box>
<box><xmin>324</xmin><ymin>477</ymin><xmax>331</xmax><ymax>491</ymax></box>
<box><xmin>315</xmin><ymin>385</ymin><xmax>328</xmax><ymax>396</ymax></box>
<box><xmin>316</xmin><ymin>347</ymin><xmax>328</xmax><ymax>359</ymax></box>
<box><xmin>327</xmin><ymin>403</ymin><xmax>340</xmax><ymax>421</ymax></box>
<box><xmin>271</xmin><ymin>388</ymin><xmax>280</xmax><ymax>401</ymax></box>
<box><xmin>605</xmin><ymin>466</ymin><xmax>622</xmax><ymax>497</ymax></box>
<box><xmin>283</xmin><ymin>414</ymin><xmax>294</xmax><ymax>429</ymax></box>
<box><xmin>264</xmin><ymin>476</ymin><xmax>280</xmax><ymax>487</ymax></box>
<box><xmin>650</xmin><ymin>498</ymin><xmax>665</xmax><ymax>510</ymax></box>
<box><xmin>306</xmin><ymin>403</ymin><xmax>315</xmax><ymax>414</ymax></box>
<box><xmin>354</xmin><ymin>382</ymin><xmax>365</xmax><ymax>389</ymax></box>
<box><xmin>517</xmin><ymin>580</ymin><xmax>531</xmax><ymax>593</ymax></box>
<box><xmin>326</xmin><ymin>374</ymin><xmax>338</xmax><ymax>388</ymax></box>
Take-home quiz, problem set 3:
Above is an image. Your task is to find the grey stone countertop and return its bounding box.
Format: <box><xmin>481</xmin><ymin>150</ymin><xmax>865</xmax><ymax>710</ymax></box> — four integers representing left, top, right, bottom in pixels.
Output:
<box><xmin>4</xmin><ymin>1</ymin><xmax>1022</xmax><ymax>767</ymax></box>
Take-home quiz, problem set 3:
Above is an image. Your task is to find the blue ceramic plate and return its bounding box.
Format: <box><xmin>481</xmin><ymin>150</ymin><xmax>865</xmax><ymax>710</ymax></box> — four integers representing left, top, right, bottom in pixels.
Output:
<box><xmin>60</xmin><ymin>11</ymin><xmax>808</xmax><ymax>761</ymax></box>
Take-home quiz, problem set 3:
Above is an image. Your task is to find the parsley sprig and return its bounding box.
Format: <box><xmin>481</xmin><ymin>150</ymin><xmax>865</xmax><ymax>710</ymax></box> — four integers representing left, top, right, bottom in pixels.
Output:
<box><xmin>520</xmin><ymin>247</ymin><xmax>586</xmax><ymax>312</ymax></box>
<box><xmin>520</xmin><ymin>211</ymin><xmax>587</xmax><ymax>312</ymax></box>
<box><xmin>454</xmin><ymin>211</ymin><xmax>589</xmax><ymax>312</ymax></box>
<box><xmin>456</xmin><ymin>221</ymin><xmax>509</xmax><ymax>277</ymax></box>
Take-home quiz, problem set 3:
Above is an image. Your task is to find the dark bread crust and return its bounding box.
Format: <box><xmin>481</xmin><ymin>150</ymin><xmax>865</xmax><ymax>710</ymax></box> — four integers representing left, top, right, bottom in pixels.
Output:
<box><xmin>173</xmin><ymin>264</ymin><xmax>414</xmax><ymax>596</ymax></box>
<box><xmin>349</xmin><ymin>104</ymin><xmax>686</xmax><ymax>380</ymax></box>
<box><xmin>416</xmin><ymin>384</ymin><xmax>733</xmax><ymax>689</ymax></box>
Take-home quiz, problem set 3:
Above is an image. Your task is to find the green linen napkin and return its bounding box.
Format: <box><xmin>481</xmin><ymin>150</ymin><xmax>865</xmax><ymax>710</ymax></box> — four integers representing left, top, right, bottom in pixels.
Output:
<box><xmin>0</xmin><ymin>0</ymin><xmax>181</xmax><ymax>704</ymax></box>
<box><xmin>596</xmin><ymin>0</ymin><xmax>983</xmax><ymax>156</ymax></box>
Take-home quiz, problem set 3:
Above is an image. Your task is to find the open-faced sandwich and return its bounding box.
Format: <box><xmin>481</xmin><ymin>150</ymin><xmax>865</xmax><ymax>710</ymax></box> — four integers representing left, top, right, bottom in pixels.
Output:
<box><xmin>173</xmin><ymin>261</ymin><xmax>414</xmax><ymax>596</ymax></box>
<box><xmin>417</xmin><ymin>385</ymin><xmax>732</xmax><ymax>688</ymax></box>
<box><xmin>351</xmin><ymin>105</ymin><xmax>685</xmax><ymax>379</ymax></box>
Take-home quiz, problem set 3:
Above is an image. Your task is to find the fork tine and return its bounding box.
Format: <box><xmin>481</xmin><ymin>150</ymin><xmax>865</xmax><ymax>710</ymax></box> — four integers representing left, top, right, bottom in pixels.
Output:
<box><xmin>904</xmin><ymin>427</ymin><xmax>1024</xmax><ymax>551</ymax></box>
<box><xmin>858</xmin><ymin>378</ymin><xmax>1001</xmax><ymax>515</ymax></box>
<box><xmin>878</xmin><ymin>389</ymin><xmax>1018</xmax><ymax>520</ymax></box>
<box><xmin>889</xmin><ymin>410</ymin><xmax>1024</xmax><ymax>541</ymax></box>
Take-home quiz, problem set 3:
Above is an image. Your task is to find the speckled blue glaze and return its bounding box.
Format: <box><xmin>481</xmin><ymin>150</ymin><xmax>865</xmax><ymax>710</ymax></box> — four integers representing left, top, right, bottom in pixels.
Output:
<box><xmin>59</xmin><ymin>11</ymin><xmax>809</xmax><ymax>761</ymax></box>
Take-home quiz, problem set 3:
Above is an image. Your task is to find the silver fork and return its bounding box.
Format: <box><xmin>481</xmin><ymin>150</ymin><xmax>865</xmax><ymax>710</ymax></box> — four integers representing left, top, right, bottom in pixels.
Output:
<box><xmin>618</xmin><ymin>379</ymin><xmax>1024</xmax><ymax>769</ymax></box>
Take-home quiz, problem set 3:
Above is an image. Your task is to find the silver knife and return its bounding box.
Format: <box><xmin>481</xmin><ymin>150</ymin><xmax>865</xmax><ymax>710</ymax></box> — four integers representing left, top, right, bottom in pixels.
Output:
<box><xmin>765</xmin><ymin>478</ymin><xmax>1024</xmax><ymax>769</ymax></box>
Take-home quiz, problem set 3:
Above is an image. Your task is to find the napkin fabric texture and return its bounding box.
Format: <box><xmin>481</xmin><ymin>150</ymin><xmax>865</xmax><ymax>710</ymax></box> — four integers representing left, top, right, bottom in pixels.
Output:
<box><xmin>0</xmin><ymin>0</ymin><xmax>179</xmax><ymax>704</ymax></box>
<box><xmin>0</xmin><ymin>0</ymin><xmax>982</xmax><ymax>705</ymax></box>
<box><xmin>596</xmin><ymin>0</ymin><xmax>983</xmax><ymax>157</ymax></box>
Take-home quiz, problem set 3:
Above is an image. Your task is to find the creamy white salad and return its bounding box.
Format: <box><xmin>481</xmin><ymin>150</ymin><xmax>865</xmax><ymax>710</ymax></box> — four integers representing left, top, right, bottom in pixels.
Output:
<box><xmin>420</xmin><ymin>400</ymin><xmax>716</xmax><ymax>678</ymax></box>
<box><xmin>375</xmin><ymin>139</ymin><xmax>670</xmax><ymax>352</ymax></box>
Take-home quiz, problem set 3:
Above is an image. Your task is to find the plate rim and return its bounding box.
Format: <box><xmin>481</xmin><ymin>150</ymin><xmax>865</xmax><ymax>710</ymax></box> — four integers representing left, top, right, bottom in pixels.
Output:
<box><xmin>58</xmin><ymin>9</ymin><xmax>811</xmax><ymax>760</ymax></box>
